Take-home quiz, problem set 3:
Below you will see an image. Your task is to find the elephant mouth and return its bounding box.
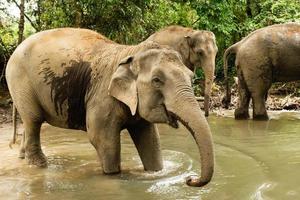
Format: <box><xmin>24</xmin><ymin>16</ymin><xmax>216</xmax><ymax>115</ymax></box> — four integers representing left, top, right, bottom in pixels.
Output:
<box><xmin>167</xmin><ymin>111</ymin><xmax>179</xmax><ymax>128</ymax></box>
<box><xmin>161</xmin><ymin>104</ymin><xmax>178</xmax><ymax>128</ymax></box>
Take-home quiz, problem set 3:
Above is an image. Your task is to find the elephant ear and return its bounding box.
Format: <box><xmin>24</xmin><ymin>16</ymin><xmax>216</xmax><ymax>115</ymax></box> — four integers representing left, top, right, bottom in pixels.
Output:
<box><xmin>184</xmin><ymin>35</ymin><xmax>195</xmax><ymax>48</ymax></box>
<box><xmin>178</xmin><ymin>35</ymin><xmax>194</xmax><ymax>70</ymax></box>
<box><xmin>177</xmin><ymin>35</ymin><xmax>190</xmax><ymax>59</ymax></box>
<box><xmin>108</xmin><ymin>56</ymin><xmax>138</xmax><ymax>116</ymax></box>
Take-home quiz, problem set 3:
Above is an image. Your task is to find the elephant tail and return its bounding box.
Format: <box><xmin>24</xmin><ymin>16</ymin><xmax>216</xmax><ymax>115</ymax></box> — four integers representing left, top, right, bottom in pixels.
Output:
<box><xmin>223</xmin><ymin>42</ymin><xmax>239</xmax><ymax>109</ymax></box>
<box><xmin>9</xmin><ymin>104</ymin><xmax>17</xmax><ymax>149</ymax></box>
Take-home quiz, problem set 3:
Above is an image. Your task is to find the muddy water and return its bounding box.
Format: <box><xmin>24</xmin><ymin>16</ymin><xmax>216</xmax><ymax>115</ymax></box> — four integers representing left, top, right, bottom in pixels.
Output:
<box><xmin>0</xmin><ymin>111</ymin><xmax>300</xmax><ymax>200</ymax></box>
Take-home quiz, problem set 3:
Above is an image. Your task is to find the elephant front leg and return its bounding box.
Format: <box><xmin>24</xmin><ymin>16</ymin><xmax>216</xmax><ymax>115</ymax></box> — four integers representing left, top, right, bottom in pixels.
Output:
<box><xmin>87</xmin><ymin>124</ymin><xmax>121</xmax><ymax>174</ymax></box>
<box><xmin>127</xmin><ymin>120</ymin><xmax>163</xmax><ymax>171</ymax></box>
<box><xmin>235</xmin><ymin>70</ymin><xmax>251</xmax><ymax>119</ymax></box>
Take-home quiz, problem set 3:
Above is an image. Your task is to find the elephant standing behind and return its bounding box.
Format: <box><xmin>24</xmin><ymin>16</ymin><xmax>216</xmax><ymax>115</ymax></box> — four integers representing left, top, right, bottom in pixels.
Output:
<box><xmin>146</xmin><ymin>26</ymin><xmax>218</xmax><ymax>116</ymax></box>
<box><xmin>6</xmin><ymin>28</ymin><xmax>214</xmax><ymax>187</ymax></box>
<box><xmin>223</xmin><ymin>23</ymin><xmax>300</xmax><ymax>120</ymax></box>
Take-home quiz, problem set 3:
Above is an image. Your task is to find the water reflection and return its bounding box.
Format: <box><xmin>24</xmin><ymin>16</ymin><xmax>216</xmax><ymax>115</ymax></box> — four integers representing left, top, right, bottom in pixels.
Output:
<box><xmin>0</xmin><ymin>111</ymin><xmax>300</xmax><ymax>199</ymax></box>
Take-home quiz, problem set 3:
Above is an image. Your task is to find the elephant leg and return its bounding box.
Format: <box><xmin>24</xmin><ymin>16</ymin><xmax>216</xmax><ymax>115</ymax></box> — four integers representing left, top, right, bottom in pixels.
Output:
<box><xmin>88</xmin><ymin>128</ymin><xmax>121</xmax><ymax>174</ymax></box>
<box><xmin>87</xmin><ymin>113</ymin><xmax>121</xmax><ymax>174</ymax></box>
<box><xmin>23</xmin><ymin>120</ymin><xmax>47</xmax><ymax>167</ymax></box>
<box><xmin>14</xmin><ymin>93</ymin><xmax>46</xmax><ymax>166</ymax></box>
<box><xmin>251</xmin><ymin>92</ymin><xmax>268</xmax><ymax>120</ymax></box>
<box><xmin>127</xmin><ymin>120</ymin><xmax>163</xmax><ymax>171</ymax></box>
<box><xmin>19</xmin><ymin>130</ymin><xmax>25</xmax><ymax>159</ymax></box>
<box><xmin>243</xmin><ymin>68</ymin><xmax>271</xmax><ymax>121</ymax></box>
<box><xmin>234</xmin><ymin>69</ymin><xmax>250</xmax><ymax>119</ymax></box>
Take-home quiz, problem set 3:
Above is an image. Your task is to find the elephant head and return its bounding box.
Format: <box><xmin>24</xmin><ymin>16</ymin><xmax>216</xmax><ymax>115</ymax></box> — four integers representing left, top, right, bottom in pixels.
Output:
<box><xmin>180</xmin><ymin>31</ymin><xmax>218</xmax><ymax>117</ymax></box>
<box><xmin>108</xmin><ymin>48</ymin><xmax>214</xmax><ymax>187</ymax></box>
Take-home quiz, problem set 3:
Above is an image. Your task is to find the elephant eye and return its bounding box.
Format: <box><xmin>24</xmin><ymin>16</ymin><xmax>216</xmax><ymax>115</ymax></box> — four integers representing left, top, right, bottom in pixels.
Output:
<box><xmin>151</xmin><ymin>77</ymin><xmax>163</xmax><ymax>88</ymax></box>
<box><xmin>197</xmin><ymin>50</ymin><xmax>204</xmax><ymax>56</ymax></box>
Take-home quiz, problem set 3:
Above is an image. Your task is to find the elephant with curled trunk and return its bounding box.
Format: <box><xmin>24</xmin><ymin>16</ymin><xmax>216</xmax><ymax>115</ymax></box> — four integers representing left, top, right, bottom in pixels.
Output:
<box><xmin>224</xmin><ymin>23</ymin><xmax>300</xmax><ymax>120</ymax></box>
<box><xmin>6</xmin><ymin>28</ymin><xmax>214</xmax><ymax>187</ymax></box>
<box><xmin>146</xmin><ymin>26</ymin><xmax>218</xmax><ymax>116</ymax></box>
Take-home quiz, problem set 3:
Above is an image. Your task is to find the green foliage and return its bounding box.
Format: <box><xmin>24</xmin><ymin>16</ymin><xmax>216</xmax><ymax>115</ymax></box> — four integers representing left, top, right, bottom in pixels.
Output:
<box><xmin>31</xmin><ymin>0</ymin><xmax>197</xmax><ymax>44</ymax></box>
<box><xmin>255</xmin><ymin>0</ymin><xmax>300</xmax><ymax>24</ymax></box>
<box><xmin>190</xmin><ymin>0</ymin><xmax>244</xmax><ymax>80</ymax></box>
<box><xmin>1</xmin><ymin>0</ymin><xmax>300</xmax><ymax>86</ymax></box>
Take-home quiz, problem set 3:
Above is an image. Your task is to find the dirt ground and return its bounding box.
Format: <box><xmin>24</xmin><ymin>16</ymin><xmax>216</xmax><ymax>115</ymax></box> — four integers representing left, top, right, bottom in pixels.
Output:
<box><xmin>0</xmin><ymin>86</ymin><xmax>13</xmax><ymax>125</ymax></box>
<box><xmin>207</xmin><ymin>80</ymin><xmax>300</xmax><ymax>112</ymax></box>
<box><xmin>1</xmin><ymin>81</ymin><xmax>300</xmax><ymax>125</ymax></box>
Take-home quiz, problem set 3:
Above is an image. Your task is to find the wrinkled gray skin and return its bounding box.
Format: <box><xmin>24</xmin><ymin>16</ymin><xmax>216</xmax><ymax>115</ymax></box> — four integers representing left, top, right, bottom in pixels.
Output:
<box><xmin>146</xmin><ymin>26</ymin><xmax>218</xmax><ymax>116</ymax></box>
<box><xmin>224</xmin><ymin>23</ymin><xmax>300</xmax><ymax>120</ymax></box>
<box><xmin>6</xmin><ymin>28</ymin><xmax>214</xmax><ymax>187</ymax></box>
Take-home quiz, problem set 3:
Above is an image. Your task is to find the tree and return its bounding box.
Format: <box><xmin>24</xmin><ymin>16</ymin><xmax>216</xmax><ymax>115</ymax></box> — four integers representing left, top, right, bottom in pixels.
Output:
<box><xmin>1</xmin><ymin>0</ymin><xmax>299</xmax><ymax>87</ymax></box>
<box><xmin>17</xmin><ymin>0</ymin><xmax>25</xmax><ymax>44</ymax></box>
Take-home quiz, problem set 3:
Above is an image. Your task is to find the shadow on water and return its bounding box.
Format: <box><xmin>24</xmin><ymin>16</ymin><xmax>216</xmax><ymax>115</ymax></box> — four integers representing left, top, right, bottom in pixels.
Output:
<box><xmin>0</xmin><ymin>110</ymin><xmax>300</xmax><ymax>200</ymax></box>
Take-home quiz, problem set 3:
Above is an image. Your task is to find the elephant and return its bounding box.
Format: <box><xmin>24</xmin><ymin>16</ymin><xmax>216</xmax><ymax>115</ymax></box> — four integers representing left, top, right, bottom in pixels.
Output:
<box><xmin>223</xmin><ymin>23</ymin><xmax>300</xmax><ymax>120</ymax></box>
<box><xmin>6</xmin><ymin>28</ymin><xmax>214</xmax><ymax>187</ymax></box>
<box><xmin>146</xmin><ymin>26</ymin><xmax>218</xmax><ymax>116</ymax></box>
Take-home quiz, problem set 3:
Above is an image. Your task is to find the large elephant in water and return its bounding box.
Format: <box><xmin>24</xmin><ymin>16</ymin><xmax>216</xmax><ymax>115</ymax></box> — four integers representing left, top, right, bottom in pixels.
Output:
<box><xmin>224</xmin><ymin>23</ymin><xmax>300</xmax><ymax>120</ymax></box>
<box><xmin>6</xmin><ymin>28</ymin><xmax>214</xmax><ymax>187</ymax></box>
<box><xmin>146</xmin><ymin>26</ymin><xmax>218</xmax><ymax>116</ymax></box>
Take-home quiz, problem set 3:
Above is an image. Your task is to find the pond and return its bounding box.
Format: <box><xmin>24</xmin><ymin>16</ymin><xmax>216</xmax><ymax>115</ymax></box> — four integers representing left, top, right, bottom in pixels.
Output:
<box><xmin>0</xmin><ymin>111</ymin><xmax>300</xmax><ymax>200</ymax></box>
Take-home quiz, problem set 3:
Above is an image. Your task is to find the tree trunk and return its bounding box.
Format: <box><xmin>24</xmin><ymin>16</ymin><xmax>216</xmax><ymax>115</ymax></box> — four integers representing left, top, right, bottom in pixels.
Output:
<box><xmin>12</xmin><ymin>0</ymin><xmax>39</xmax><ymax>31</ymax></box>
<box><xmin>74</xmin><ymin>0</ymin><xmax>82</xmax><ymax>27</ymax></box>
<box><xmin>36</xmin><ymin>0</ymin><xmax>41</xmax><ymax>30</ymax></box>
<box><xmin>246</xmin><ymin>0</ymin><xmax>252</xmax><ymax>18</ymax></box>
<box><xmin>18</xmin><ymin>0</ymin><xmax>25</xmax><ymax>45</ymax></box>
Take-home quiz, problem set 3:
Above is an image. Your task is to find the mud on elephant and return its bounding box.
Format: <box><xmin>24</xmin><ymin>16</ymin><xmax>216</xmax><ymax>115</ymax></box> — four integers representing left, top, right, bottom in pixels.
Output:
<box><xmin>6</xmin><ymin>28</ymin><xmax>214</xmax><ymax>187</ymax></box>
<box><xmin>224</xmin><ymin>23</ymin><xmax>300</xmax><ymax>120</ymax></box>
<box><xmin>147</xmin><ymin>26</ymin><xmax>218</xmax><ymax>116</ymax></box>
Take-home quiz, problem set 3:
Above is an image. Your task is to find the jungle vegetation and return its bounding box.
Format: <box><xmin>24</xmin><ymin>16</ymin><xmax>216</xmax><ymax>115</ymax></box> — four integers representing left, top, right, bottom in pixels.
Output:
<box><xmin>0</xmin><ymin>0</ymin><xmax>299</xmax><ymax>87</ymax></box>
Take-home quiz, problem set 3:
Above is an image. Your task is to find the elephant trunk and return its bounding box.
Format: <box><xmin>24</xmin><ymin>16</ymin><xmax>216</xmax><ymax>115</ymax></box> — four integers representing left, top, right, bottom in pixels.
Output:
<box><xmin>202</xmin><ymin>63</ymin><xmax>215</xmax><ymax>117</ymax></box>
<box><xmin>166</xmin><ymin>86</ymin><xmax>214</xmax><ymax>187</ymax></box>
